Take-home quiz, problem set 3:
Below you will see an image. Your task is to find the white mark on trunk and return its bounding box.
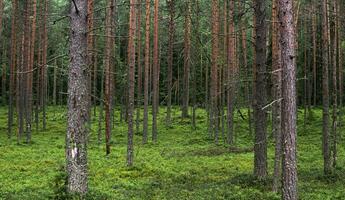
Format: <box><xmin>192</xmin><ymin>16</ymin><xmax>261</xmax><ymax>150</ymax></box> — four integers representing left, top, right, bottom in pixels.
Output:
<box><xmin>71</xmin><ymin>144</ymin><xmax>78</xmax><ymax>159</ymax></box>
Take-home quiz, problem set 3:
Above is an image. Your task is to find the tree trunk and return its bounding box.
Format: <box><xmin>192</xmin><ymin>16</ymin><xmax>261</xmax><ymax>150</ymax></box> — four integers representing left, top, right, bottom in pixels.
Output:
<box><xmin>98</xmin><ymin>57</ymin><xmax>104</xmax><ymax>145</ymax></box>
<box><xmin>22</xmin><ymin>0</ymin><xmax>31</xmax><ymax>143</ymax></box>
<box><xmin>0</xmin><ymin>0</ymin><xmax>3</xmax><ymax>39</ymax></box>
<box><xmin>0</xmin><ymin>0</ymin><xmax>4</xmax><ymax>105</ymax></box>
<box><xmin>211</xmin><ymin>0</ymin><xmax>219</xmax><ymax>144</ymax></box>
<box><xmin>331</xmin><ymin>0</ymin><xmax>337</xmax><ymax>168</ymax></box>
<box><xmin>312</xmin><ymin>4</ymin><xmax>317</xmax><ymax>106</ymax></box>
<box><xmin>1</xmin><ymin>50</ymin><xmax>6</xmax><ymax>106</ymax></box>
<box><xmin>127</xmin><ymin>0</ymin><xmax>137</xmax><ymax>166</ymax></box>
<box><xmin>87</xmin><ymin>0</ymin><xmax>94</xmax><ymax>122</ymax></box>
<box><xmin>143</xmin><ymin>0</ymin><xmax>151</xmax><ymax>144</ymax></box>
<box><xmin>227</xmin><ymin>0</ymin><xmax>235</xmax><ymax>145</ymax></box>
<box><xmin>278</xmin><ymin>0</ymin><xmax>298</xmax><ymax>198</ymax></box>
<box><xmin>253</xmin><ymin>0</ymin><xmax>268</xmax><ymax>179</ymax></box>
<box><xmin>271</xmin><ymin>0</ymin><xmax>282</xmax><ymax>192</ymax></box>
<box><xmin>322</xmin><ymin>0</ymin><xmax>331</xmax><ymax>175</ymax></box>
<box><xmin>53</xmin><ymin>60</ymin><xmax>57</xmax><ymax>105</ymax></box>
<box><xmin>166</xmin><ymin>0</ymin><xmax>175</xmax><ymax>126</ymax></box>
<box><xmin>152</xmin><ymin>0</ymin><xmax>159</xmax><ymax>142</ymax></box>
<box><xmin>136</xmin><ymin>0</ymin><xmax>142</xmax><ymax>134</ymax></box>
<box><xmin>66</xmin><ymin>0</ymin><xmax>89</xmax><ymax>194</ymax></box>
<box><xmin>337</xmin><ymin>1</ymin><xmax>343</xmax><ymax>148</ymax></box>
<box><xmin>8</xmin><ymin>0</ymin><xmax>18</xmax><ymax>138</ymax></box>
<box><xmin>104</xmin><ymin>0</ymin><xmax>115</xmax><ymax>155</ymax></box>
<box><xmin>28</xmin><ymin>0</ymin><xmax>37</xmax><ymax>139</ymax></box>
<box><xmin>303</xmin><ymin>19</ymin><xmax>307</xmax><ymax>130</ymax></box>
<box><xmin>182</xmin><ymin>0</ymin><xmax>191</xmax><ymax>118</ymax></box>
<box><xmin>41</xmin><ymin>0</ymin><xmax>48</xmax><ymax>130</ymax></box>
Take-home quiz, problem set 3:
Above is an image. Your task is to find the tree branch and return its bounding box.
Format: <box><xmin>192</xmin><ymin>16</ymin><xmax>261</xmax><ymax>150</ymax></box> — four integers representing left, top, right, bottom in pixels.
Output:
<box><xmin>71</xmin><ymin>0</ymin><xmax>79</xmax><ymax>14</ymax></box>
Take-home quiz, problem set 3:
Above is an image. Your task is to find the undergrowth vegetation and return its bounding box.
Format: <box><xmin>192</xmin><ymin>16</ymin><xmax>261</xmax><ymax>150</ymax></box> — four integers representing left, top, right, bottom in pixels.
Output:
<box><xmin>0</xmin><ymin>106</ymin><xmax>345</xmax><ymax>199</ymax></box>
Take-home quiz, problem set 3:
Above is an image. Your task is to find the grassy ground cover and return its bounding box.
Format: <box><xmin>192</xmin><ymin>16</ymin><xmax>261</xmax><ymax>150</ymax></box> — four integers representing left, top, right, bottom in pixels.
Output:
<box><xmin>0</xmin><ymin>106</ymin><xmax>345</xmax><ymax>199</ymax></box>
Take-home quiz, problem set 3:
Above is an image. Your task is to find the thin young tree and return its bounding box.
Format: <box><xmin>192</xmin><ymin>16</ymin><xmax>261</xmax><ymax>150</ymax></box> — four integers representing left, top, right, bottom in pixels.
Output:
<box><xmin>331</xmin><ymin>0</ymin><xmax>337</xmax><ymax>168</ymax></box>
<box><xmin>104</xmin><ymin>0</ymin><xmax>115</xmax><ymax>155</ymax></box>
<box><xmin>152</xmin><ymin>0</ymin><xmax>159</xmax><ymax>142</ymax></box>
<box><xmin>182</xmin><ymin>0</ymin><xmax>191</xmax><ymax>118</ymax></box>
<box><xmin>166</xmin><ymin>0</ymin><xmax>175</xmax><ymax>126</ymax></box>
<box><xmin>211</xmin><ymin>0</ymin><xmax>219</xmax><ymax>144</ymax></box>
<box><xmin>271</xmin><ymin>0</ymin><xmax>282</xmax><ymax>192</ymax></box>
<box><xmin>253</xmin><ymin>0</ymin><xmax>268</xmax><ymax>179</ymax></box>
<box><xmin>136</xmin><ymin>0</ymin><xmax>142</xmax><ymax>134</ymax></box>
<box><xmin>337</xmin><ymin>1</ymin><xmax>343</xmax><ymax>146</ymax></box>
<box><xmin>312</xmin><ymin>4</ymin><xmax>317</xmax><ymax>106</ymax></box>
<box><xmin>0</xmin><ymin>0</ymin><xmax>3</xmax><ymax>39</ymax></box>
<box><xmin>322</xmin><ymin>0</ymin><xmax>331</xmax><ymax>175</ymax></box>
<box><xmin>22</xmin><ymin>0</ymin><xmax>31</xmax><ymax>143</ymax></box>
<box><xmin>87</xmin><ymin>0</ymin><xmax>94</xmax><ymax>115</ymax></box>
<box><xmin>143</xmin><ymin>0</ymin><xmax>151</xmax><ymax>143</ymax></box>
<box><xmin>41</xmin><ymin>0</ymin><xmax>48</xmax><ymax>130</ymax></box>
<box><xmin>240</xmin><ymin>2</ymin><xmax>252</xmax><ymax>136</ymax></box>
<box><xmin>8</xmin><ymin>0</ymin><xmax>18</xmax><ymax>139</ymax></box>
<box><xmin>127</xmin><ymin>0</ymin><xmax>137</xmax><ymax>166</ymax></box>
<box><xmin>27</xmin><ymin>0</ymin><xmax>37</xmax><ymax>140</ymax></box>
<box><xmin>66</xmin><ymin>0</ymin><xmax>89</xmax><ymax>194</ymax></box>
<box><xmin>278</xmin><ymin>0</ymin><xmax>298</xmax><ymax>198</ymax></box>
<box><xmin>227</xmin><ymin>0</ymin><xmax>235</xmax><ymax>144</ymax></box>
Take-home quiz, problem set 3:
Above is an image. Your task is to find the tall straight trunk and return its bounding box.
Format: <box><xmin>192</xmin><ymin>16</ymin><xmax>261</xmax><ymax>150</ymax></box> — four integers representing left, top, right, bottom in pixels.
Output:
<box><xmin>303</xmin><ymin>19</ymin><xmax>307</xmax><ymax>129</ymax></box>
<box><xmin>143</xmin><ymin>0</ymin><xmax>151</xmax><ymax>144</ymax></box>
<box><xmin>53</xmin><ymin>60</ymin><xmax>57</xmax><ymax>105</ymax></box>
<box><xmin>8</xmin><ymin>0</ymin><xmax>18</xmax><ymax>138</ymax></box>
<box><xmin>104</xmin><ymin>0</ymin><xmax>115</xmax><ymax>155</ymax></box>
<box><xmin>278</xmin><ymin>0</ymin><xmax>298</xmax><ymax>198</ymax></box>
<box><xmin>41</xmin><ymin>0</ymin><xmax>48</xmax><ymax>130</ymax></box>
<box><xmin>1</xmin><ymin>49</ymin><xmax>6</xmax><ymax>106</ymax></box>
<box><xmin>93</xmin><ymin>51</ymin><xmax>98</xmax><ymax>117</ymax></box>
<box><xmin>271</xmin><ymin>0</ymin><xmax>282</xmax><ymax>192</ymax></box>
<box><xmin>192</xmin><ymin>0</ymin><xmax>200</xmax><ymax>130</ymax></box>
<box><xmin>98</xmin><ymin>58</ymin><xmax>104</xmax><ymax>145</ymax></box>
<box><xmin>127</xmin><ymin>0</ymin><xmax>137</xmax><ymax>166</ymax></box>
<box><xmin>337</xmin><ymin>1</ymin><xmax>343</xmax><ymax>142</ymax></box>
<box><xmin>0</xmin><ymin>0</ymin><xmax>3</xmax><ymax>39</ymax></box>
<box><xmin>0</xmin><ymin>0</ymin><xmax>3</xmax><ymax>99</ymax></box>
<box><xmin>87</xmin><ymin>0</ymin><xmax>94</xmax><ymax>121</ymax></box>
<box><xmin>211</xmin><ymin>0</ymin><xmax>219</xmax><ymax>144</ymax></box>
<box><xmin>182</xmin><ymin>0</ymin><xmax>191</xmax><ymax>118</ymax></box>
<box><xmin>312</xmin><ymin>4</ymin><xmax>317</xmax><ymax>106</ymax></box>
<box><xmin>35</xmin><ymin>1</ymin><xmax>42</xmax><ymax>131</ymax></box>
<box><xmin>322</xmin><ymin>0</ymin><xmax>331</xmax><ymax>175</ymax></box>
<box><xmin>220</xmin><ymin>0</ymin><xmax>227</xmax><ymax>142</ymax></box>
<box><xmin>241</xmin><ymin>8</ymin><xmax>252</xmax><ymax>136</ymax></box>
<box><xmin>18</xmin><ymin>33</ymin><xmax>25</xmax><ymax>143</ymax></box>
<box><xmin>152</xmin><ymin>0</ymin><xmax>159</xmax><ymax>142</ymax></box>
<box><xmin>253</xmin><ymin>0</ymin><xmax>268</xmax><ymax>179</ymax></box>
<box><xmin>331</xmin><ymin>0</ymin><xmax>337</xmax><ymax>168</ymax></box>
<box><xmin>22</xmin><ymin>0</ymin><xmax>31</xmax><ymax>143</ymax></box>
<box><xmin>227</xmin><ymin>0</ymin><xmax>235</xmax><ymax>145</ymax></box>
<box><xmin>136</xmin><ymin>0</ymin><xmax>142</xmax><ymax>134</ymax></box>
<box><xmin>166</xmin><ymin>0</ymin><xmax>175</xmax><ymax>126</ymax></box>
<box><xmin>27</xmin><ymin>0</ymin><xmax>37</xmax><ymax>141</ymax></box>
<box><xmin>66</xmin><ymin>0</ymin><xmax>89</xmax><ymax>194</ymax></box>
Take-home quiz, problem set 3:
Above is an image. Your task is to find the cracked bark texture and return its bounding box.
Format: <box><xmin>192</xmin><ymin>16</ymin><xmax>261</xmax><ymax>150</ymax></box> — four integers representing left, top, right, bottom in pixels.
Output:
<box><xmin>278</xmin><ymin>0</ymin><xmax>298</xmax><ymax>198</ymax></box>
<box><xmin>253</xmin><ymin>0</ymin><xmax>268</xmax><ymax>179</ymax></box>
<box><xmin>66</xmin><ymin>0</ymin><xmax>89</xmax><ymax>195</ymax></box>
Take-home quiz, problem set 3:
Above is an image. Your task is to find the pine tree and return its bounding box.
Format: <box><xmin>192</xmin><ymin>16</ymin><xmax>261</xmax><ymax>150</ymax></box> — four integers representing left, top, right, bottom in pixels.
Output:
<box><xmin>66</xmin><ymin>0</ymin><xmax>89</xmax><ymax>194</ymax></box>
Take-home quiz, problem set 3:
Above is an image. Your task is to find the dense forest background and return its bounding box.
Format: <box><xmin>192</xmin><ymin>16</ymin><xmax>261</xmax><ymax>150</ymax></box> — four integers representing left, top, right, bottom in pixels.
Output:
<box><xmin>0</xmin><ymin>0</ymin><xmax>344</xmax><ymax>199</ymax></box>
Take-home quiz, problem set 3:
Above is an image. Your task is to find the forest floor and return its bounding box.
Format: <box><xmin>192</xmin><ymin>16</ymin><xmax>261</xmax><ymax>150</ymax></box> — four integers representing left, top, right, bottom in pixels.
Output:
<box><xmin>0</xmin><ymin>107</ymin><xmax>345</xmax><ymax>199</ymax></box>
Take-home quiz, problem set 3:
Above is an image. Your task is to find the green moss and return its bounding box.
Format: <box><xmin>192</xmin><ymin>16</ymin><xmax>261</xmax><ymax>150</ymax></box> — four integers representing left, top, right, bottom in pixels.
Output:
<box><xmin>0</xmin><ymin>106</ymin><xmax>343</xmax><ymax>199</ymax></box>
